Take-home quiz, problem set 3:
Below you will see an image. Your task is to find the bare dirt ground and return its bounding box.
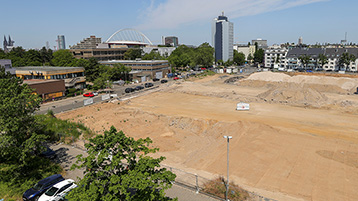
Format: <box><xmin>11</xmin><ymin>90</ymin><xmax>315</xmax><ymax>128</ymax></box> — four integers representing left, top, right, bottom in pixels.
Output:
<box><xmin>57</xmin><ymin>72</ymin><xmax>358</xmax><ymax>201</ymax></box>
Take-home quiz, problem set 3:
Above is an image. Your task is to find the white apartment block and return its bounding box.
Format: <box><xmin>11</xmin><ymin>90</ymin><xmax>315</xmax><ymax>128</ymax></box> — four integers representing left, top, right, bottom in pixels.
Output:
<box><xmin>264</xmin><ymin>47</ymin><xmax>358</xmax><ymax>72</ymax></box>
<box><xmin>264</xmin><ymin>45</ymin><xmax>288</xmax><ymax>69</ymax></box>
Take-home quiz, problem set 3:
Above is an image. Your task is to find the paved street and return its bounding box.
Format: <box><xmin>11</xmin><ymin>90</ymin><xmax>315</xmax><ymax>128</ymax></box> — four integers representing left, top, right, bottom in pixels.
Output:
<box><xmin>50</xmin><ymin>143</ymin><xmax>220</xmax><ymax>201</ymax></box>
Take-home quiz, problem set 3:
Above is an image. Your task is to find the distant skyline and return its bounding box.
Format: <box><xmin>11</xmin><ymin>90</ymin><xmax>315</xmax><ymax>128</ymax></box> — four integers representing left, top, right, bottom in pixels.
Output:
<box><xmin>1</xmin><ymin>0</ymin><xmax>357</xmax><ymax>49</ymax></box>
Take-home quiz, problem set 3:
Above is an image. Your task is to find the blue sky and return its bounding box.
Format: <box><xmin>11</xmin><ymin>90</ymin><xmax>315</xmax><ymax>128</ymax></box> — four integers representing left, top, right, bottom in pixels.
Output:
<box><xmin>1</xmin><ymin>0</ymin><xmax>357</xmax><ymax>49</ymax></box>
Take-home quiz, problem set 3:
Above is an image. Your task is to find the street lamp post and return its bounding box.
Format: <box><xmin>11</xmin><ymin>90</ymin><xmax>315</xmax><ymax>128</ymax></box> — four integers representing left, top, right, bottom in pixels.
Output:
<box><xmin>223</xmin><ymin>136</ymin><xmax>232</xmax><ymax>201</ymax></box>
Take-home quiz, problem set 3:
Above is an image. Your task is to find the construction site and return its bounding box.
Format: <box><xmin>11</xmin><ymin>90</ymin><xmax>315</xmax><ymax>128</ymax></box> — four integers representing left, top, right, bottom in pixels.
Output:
<box><xmin>57</xmin><ymin>71</ymin><xmax>358</xmax><ymax>201</ymax></box>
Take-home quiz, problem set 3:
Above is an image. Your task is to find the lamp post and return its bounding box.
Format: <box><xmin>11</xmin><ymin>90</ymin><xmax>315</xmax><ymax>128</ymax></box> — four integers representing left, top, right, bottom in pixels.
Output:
<box><xmin>223</xmin><ymin>135</ymin><xmax>232</xmax><ymax>201</ymax></box>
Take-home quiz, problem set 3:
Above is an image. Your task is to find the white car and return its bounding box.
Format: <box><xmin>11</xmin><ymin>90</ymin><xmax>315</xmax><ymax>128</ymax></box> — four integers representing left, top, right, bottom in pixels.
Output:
<box><xmin>38</xmin><ymin>179</ymin><xmax>77</xmax><ymax>201</ymax></box>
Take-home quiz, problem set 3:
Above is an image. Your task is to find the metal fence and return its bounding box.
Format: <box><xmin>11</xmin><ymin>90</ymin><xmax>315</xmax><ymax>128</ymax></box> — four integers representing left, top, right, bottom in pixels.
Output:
<box><xmin>160</xmin><ymin>164</ymin><xmax>277</xmax><ymax>201</ymax></box>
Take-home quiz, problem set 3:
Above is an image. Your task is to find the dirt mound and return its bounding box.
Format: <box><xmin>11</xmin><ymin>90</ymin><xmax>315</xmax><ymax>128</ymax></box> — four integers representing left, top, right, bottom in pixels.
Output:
<box><xmin>257</xmin><ymin>83</ymin><xmax>328</xmax><ymax>106</ymax></box>
<box><xmin>245</xmin><ymin>72</ymin><xmax>358</xmax><ymax>94</ymax></box>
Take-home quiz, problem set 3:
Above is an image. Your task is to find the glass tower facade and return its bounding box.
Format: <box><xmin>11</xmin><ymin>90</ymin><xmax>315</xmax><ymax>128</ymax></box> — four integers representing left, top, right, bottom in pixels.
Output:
<box><xmin>212</xmin><ymin>13</ymin><xmax>233</xmax><ymax>62</ymax></box>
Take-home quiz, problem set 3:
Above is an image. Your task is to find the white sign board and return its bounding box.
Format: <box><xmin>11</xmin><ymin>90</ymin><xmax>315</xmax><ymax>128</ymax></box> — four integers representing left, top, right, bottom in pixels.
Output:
<box><xmin>110</xmin><ymin>94</ymin><xmax>118</xmax><ymax>98</ymax></box>
<box><xmin>84</xmin><ymin>98</ymin><xmax>94</xmax><ymax>106</ymax></box>
<box><xmin>236</xmin><ymin>102</ymin><xmax>250</xmax><ymax>111</ymax></box>
<box><xmin>102</xmin><ymin>94</ymin><xmax>110</xmax><ymax>101</ymax></box>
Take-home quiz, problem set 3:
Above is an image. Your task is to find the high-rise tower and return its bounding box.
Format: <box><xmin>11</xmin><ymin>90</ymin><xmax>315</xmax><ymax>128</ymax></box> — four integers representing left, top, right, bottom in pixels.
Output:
<box><xmin>212</xmin><ymin>12</ymin><xmax>233</xmax><ymax>62</ymax></box>
<box><xmin>57</xmin><ymin>35</ymin><xmax>66</xmax><ymax>50</ymax></box>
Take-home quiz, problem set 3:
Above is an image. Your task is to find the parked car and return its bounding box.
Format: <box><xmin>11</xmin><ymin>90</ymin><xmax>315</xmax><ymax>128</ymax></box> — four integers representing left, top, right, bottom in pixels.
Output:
<box><xmin>38</xmin><ymin>179</ymin><xmax>77</xmax><ymax>201</ymax></box>
<box><xmin>40</xmin><ymin>147</ymin><xmax>56</xmax><ymax>159</ymax></box>
<box><xmin>173</xmin><ymin>77</ymin><xmax>179</xmax><ymax>80</ymax></box>
<box><xmin>160</xmin><ymin>79</ymin><xmax>168</xmax><ymax>83</ymax></box>
<box><xmin>153</xmin><ymin>78</ymin><xmax>160</xmax><ymax>82</ymax></box>
<box><xmin>125</xmin><ymin>88</ymin><xmax>134</xmax><ymax>93</ymax></box>
<box><xmin>145</xmin><ymin>83</ymin><xmax>153</xmax><ymax>88</ymax></box>
<box><xmin>83</xmin><ymin>92</ymin><xmax>94</xmax><ymax>97</ymax></box>
<box><xmin>92</xmin><ymin>91</ymin><xmax>98</xmax><ymax>96</ymax></box>
<box><xmin>23</xmin><ymin>174</ymin><xmax>65</xmax><ymax>201</ymax></box>
<box><xmin>134</xmin><ymin>86</ymin><xmax>144</xmax><ymax>91</ymax></box>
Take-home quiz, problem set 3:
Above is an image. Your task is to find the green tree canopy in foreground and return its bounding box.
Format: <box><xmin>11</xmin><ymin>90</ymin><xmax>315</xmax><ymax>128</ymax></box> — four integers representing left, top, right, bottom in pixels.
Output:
<box><xmin>0</xmin><ymin>67</ymin><xmax>48</xmax><ymax>176</ymax></box>
<box><xmin>67</xmin><ymin>126</ymin><xmax>177</xmax><ymax>201</ymax></box>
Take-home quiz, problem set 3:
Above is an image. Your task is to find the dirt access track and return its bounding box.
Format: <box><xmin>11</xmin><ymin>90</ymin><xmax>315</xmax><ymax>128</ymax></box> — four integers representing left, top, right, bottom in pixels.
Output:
<box><xmin>57</xmin><ymin>72</ymin><xmax>358</xmax><ymax>201</ymax></box>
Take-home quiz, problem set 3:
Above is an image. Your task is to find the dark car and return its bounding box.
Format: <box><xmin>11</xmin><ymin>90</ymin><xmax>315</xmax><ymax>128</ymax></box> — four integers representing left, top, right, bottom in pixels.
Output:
<box><xmin>125</xmin><ymin>88</ymin><xmax>134</xmax><ymax>93</ymax></box>
<box><xmin>40</xmin><ymin>147</ymin><xmax>56</xmax><ymax>159</ymax></box>
<box><xmin>134</xmin><ymin>86</ymin><xmax>144</xmax><ymax>91</ymax></box>
<box><xmin>152</xmin><ymin>78</ymin><xmax>160</xmax><ymax>82</ymax></box>
<box><xmin>145</xmin><ymin>83</ymin><xmax>153</xmax><ymax>88</ymax></box>
<box><xmin>23</xmin><ymin>174</ymin><xmax>64</xmax><ymax>201</ymax></box>
<box><xmin>160</xmin><ymin>79</ymin><xmax>168</xmax><ymax>83</ymax></box>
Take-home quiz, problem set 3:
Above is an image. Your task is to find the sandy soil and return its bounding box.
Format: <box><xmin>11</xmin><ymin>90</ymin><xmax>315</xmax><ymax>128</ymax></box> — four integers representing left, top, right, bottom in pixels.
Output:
<box><xmin>57</xmin><ymin>72</ymin><xmax>358</xmax><ymax>201</ymax></box>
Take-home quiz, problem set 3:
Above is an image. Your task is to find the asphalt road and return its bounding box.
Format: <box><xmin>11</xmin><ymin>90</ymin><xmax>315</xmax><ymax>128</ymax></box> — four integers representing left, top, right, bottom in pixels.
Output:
<box><xmin>50</xmin><ymin>143</ymin><xmax>220</xmax><ymax>201</ymax></box>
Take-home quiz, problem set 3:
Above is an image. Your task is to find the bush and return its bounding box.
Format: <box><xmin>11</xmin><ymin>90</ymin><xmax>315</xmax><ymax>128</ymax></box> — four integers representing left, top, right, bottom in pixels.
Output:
<box><xmin>36</xmin><ymin>113</ymin><xmax>95</xmax><ymax>142</ymax></box>
<box><xmin>202</xmin><ymin>176</ymin><xmax>250</xmax><ymax>201</ymax></box>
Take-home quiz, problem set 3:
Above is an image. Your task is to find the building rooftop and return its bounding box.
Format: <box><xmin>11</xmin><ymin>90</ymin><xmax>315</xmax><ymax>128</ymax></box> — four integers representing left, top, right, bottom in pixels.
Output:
<box><xmin>100</xmin><ymin>60</ymin><xmax>168</xmax><ymax>64</ymax></box>
<box><xmin>14</xmin><ymin>66</ymin><xmax>84</xmax><ymax>71</ymax></box>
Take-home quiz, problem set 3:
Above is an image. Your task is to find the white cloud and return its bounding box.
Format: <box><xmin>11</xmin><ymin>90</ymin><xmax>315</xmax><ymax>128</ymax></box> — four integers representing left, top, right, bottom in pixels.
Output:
<box><xmin>136</xmin><ymin>0</ymin><xmax>327</xmax><ymax>30</ymax></box>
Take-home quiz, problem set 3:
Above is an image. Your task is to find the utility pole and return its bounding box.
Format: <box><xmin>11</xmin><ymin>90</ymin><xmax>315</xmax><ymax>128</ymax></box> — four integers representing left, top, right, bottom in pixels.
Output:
<box><xmin>223</xmin><ymin>136</ymin><xmax>232</xmax><ymax>201</ymax></box>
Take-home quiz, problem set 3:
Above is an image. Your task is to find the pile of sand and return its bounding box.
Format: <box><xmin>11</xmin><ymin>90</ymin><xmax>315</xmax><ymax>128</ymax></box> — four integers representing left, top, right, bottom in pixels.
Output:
<box><xmin>257</xmin><ymin>83</ymin><xmax>328</xmax><ymax>106</ymax></box>
<box><xmin>245</xmin><ymin>72</ymin><xmax>358</xmax><ymax>93</ymax></box>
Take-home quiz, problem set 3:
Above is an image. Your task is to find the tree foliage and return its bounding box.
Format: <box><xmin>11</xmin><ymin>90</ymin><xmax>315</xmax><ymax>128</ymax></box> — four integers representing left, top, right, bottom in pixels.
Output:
<box><xmin>0</xmin><ymin>67</ymin><xmax>48</xmax><ymax>177</ymax></box>
<box><xmin>338</xmin><ymin>52</ymin><xmax>356</xmax><ymax>71</ymax></box>
<box><xmin>124</xmin><ymin>49</ymin><xmax>143</xmax><ymax>60</ymax></box>
<box><xmin>194</xmin><ymin>43</ymin><xmax>215</xmax><ymax>67</ymax></box>
<box><xmin>253</xmin><ymin>49</ymin><xmax>264</xmax><ymax>63</ymax></box>
<box><xmin>298</xmin><ymin>55</ymin><xmax>311</xmax><ymax>69</ymax></box>
<box><xmin>233</xmin><ymin>50</ymin><xmax>246</xmax><ymax>65</ymax></box>
<box><xmin>142</xmin><ymin>50</ymin><xmax>164</xmax><ymax>60</ymax></box>
<box><xmin>67</xmin><ymin>126</ymin><xmax>176</xmax><ymax>201</ymax></box>
<box><xmin>51</xmin><ymin>49</ymin><xmax>77</xmax><ymax>66</ymax></box>
<box><xmin>317</xmin><ymin>54</ymin><xmax>328</xmax><ymax>68</ymax></box>
<box><xmin>168</xmin><ymin>43</ymin><xmax>214</xmax><ymax>69</ymax></box>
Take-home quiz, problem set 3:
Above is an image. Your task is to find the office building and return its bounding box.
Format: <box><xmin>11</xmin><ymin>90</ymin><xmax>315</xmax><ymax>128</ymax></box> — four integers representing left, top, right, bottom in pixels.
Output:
<box><xmin>252</xmin><ymin>39</ymin><xmax>268</xmax><ymax>49</ymax></box>
<box><xmin>57</xmin><ymin>35</ymin><xmax>66</xmax><ymax>50</ymax></box>
<box><xmin>70</xmin><ymin>36</ymin><xmax>102</xmax><ymax>49</ymax></box>
<box><xmin>0</xmin><ymin>59</ymin><xmax>15</xmax><ymax>74</ymax></box>
<box><xmin>100</xmin><ymin>60</ymin><xmax>170</xmax><ymax>82</ymax></box>
<box><xmin>14</xmin><ymin>66</ymin><xmax>86</xmax><ymax>89</ymax></box>
<box><xmin>212</xmin><ymin>13</ymin><xmax>234</xmax><ymax>62</ymax></box>
<box><xmin>165</xmin><ymin>36</ymin><xmax>179</xmax><ymax>47</ymax></box>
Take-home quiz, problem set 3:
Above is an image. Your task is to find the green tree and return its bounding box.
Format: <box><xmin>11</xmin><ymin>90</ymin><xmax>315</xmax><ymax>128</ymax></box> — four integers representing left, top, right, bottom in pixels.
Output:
<box><xmin>253</xmin><ymin>49</ymin><xmax>264</xmax><ymax>63</ymax></box>
<box><xmin>194</xmin><ymin>42</ymin><xmax>214</xmax><ymax>67</ymax></box>
<box><xmin>124</xmin><ymin>49</ymin><xmax>143</xmax><ymax>60</ymax></box>
<box><xmin>51</xmin><ymin>49</ymin><xmax>76</xmax><ymax>66</ymax></box>
<box><xmin>233</xmin><ymin>50</ymin><xmax>246</xmax><ymax>66</ymax></box>
<box><xmin>338</xmin><ymin>52</ymin><xmax>356</xmax><ymax>71</ymax></box>
<box><xmin>0</xmin><ymin>67</ymin><xmax>48</xmax><ymax>176</ymax></box>
<box><xmin>298</xmin><ymin>55</ymin><xmax>311</xmax><ymax>70</ymax></box>
<box><xmin>24</xmin><ymin>49</ymin><xmax>42</xmax><ymax>66</ymax></box>
<box><xmin>247</xmin><ymin>54</ymin><xmax>253</xmax><ymax>63</ymax></box>
<box><xmin>317</xmin><ymin>54</ymin><xmax>328</xmax><ymax>68</ymax></box>
<box><xmin>168</xmin><ymin>45</ymin><xmax>195</xmax><ymax>69</ymax></box>
<box><xmin>67</xmin><ymin>126</ymin><xmax>176</xmax><ymax>201</ymax></box>
<box><xmin>39</xmin><ymin>47</ymin><xmax>53</xmax><ymax>65</ymax></box>
<box><xmin>142</xmin><ymin>50</ymin><xmax>164</xmax><ymax>60</ymax></box>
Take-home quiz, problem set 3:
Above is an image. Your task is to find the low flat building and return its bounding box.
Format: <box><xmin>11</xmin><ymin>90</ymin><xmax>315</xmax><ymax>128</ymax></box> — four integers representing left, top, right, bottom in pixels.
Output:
<box><xmin>100</xmin><ymin>60</ymin><xmax>170</xmax><ymax>82</ymax></box>
<box><xmin>14</xmin><ymin>66</ymin><xmax>86</xmax><ymax>89</ymax></box>
<box><xmin>24</xmin><ymin>79</ymin><xmax>66</xmax><ymax>101</ymax></box>
<box><xmin>0</xmin><ymin>59</ymin><xmax>15</xmax><ymax>74</ymax></box>
<box><xmin>70</xmin><ymin>48</ymin><xmax>128</xmax><ymax>61</ymax></box>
